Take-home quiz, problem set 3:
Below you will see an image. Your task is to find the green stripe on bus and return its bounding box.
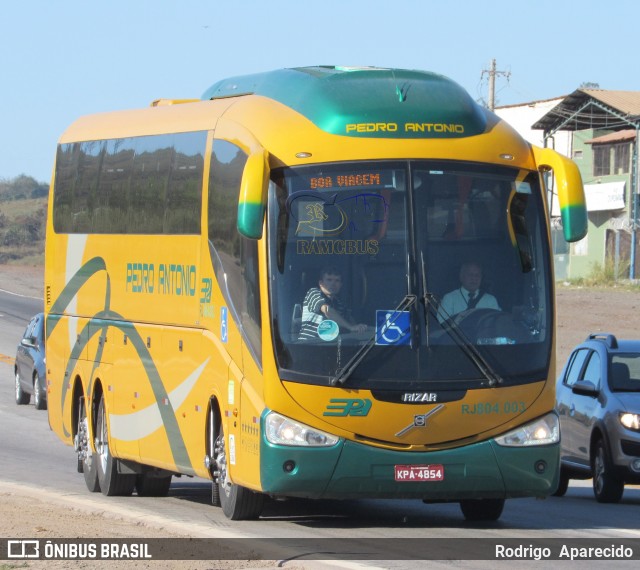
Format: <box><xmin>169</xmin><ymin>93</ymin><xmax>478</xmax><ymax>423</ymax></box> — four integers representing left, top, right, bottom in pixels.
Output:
<box><xmin>561</xmin><ymin>204</ymin><xmax>588</xmax><ymax>242</ymax></box>
<box><xmin>203</xmin><ymin>67</ymin><xmax>488</xmax><ymax>139</ymax></box>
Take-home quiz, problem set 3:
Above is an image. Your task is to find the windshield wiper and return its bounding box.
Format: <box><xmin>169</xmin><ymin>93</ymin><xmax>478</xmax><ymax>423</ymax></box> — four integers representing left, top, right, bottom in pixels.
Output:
<box><xmin>330</xmin><ymin>294</ymin><xmax>417</xmax><ymax>386</ymax></box>
<box><xmin>439</xmin><ymin>311</ymin><xmax>504</xmax><ymax>387</ymax></box>
<box><xmin>420</xmin><ymin>252</ymin><xmax>502</xmax><ymax>387</ymax></box>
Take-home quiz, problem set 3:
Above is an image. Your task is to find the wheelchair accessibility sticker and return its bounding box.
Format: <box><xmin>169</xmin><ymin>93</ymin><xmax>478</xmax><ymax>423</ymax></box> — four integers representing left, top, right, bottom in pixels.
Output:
<box><xmin>221</xmin><ymin>307</ymin><xmax>228</xmax><ymax>343</ymax></box>
<box><xmin>376</xmin><ymin>310</ymin><xmax>411</xmax><ymax>345</ymax></box>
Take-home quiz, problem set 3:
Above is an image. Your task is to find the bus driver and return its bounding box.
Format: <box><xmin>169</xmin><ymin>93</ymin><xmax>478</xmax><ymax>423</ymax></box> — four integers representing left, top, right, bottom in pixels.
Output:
<box><xmin>438</xmin><ymin>261</ymin><xmax>500</xmax><ymax>323</ymax></box>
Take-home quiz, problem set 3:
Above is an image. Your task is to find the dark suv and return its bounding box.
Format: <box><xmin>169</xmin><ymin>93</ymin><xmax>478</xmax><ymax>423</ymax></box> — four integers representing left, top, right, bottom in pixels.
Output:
<box><xmin>15</xmin><ymin>313</ymin><xmax>47</xmax><ymax>410</ymax></box>
<box><xmin>555</xmin><ymin>333</ymin><xmax>640</xmax><ymax>502</ymax></box>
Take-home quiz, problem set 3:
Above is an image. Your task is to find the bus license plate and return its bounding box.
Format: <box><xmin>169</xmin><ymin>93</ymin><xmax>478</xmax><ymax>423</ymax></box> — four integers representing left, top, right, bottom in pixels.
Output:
<box><xmin>394</xmin><ymin>464</ymin><xmax>444</xmax><ymax>482</ymax></box>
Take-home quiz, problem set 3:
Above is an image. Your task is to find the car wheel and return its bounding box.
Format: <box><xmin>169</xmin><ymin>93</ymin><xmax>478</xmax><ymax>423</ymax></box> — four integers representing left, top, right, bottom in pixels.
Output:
<box><xmin>15</xmin><ymin>370</ymin><xmax>30</xmax><ymax>405</ymax></box>
<box><xmin>33</xmin><ymin>372</ymin><xmax>47</xmax><ymax>410</ymax></box>
<box><xmin>552</xmin><ymin>469</ymin><xmax>570</xmax><ymax>497</ymax></box>
<box><xmin>459</xmin><ymin>498</ymin><xmax>505</xmax><ymax>521</ymax></box>
<box><xmin>592</xmin><ymin>438</ymin><xmax>624</xmax><ymax>503</ymax></box>
<box><xmin>95</xmin><ymin>394</ymin><xmax>136</xmax><ymax>496</ymax></box>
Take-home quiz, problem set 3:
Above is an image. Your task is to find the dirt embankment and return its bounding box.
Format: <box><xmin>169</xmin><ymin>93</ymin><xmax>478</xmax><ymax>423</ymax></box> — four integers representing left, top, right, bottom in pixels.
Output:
<box><xmin>555</xmin><ymin>284</ymin><xmax>640</xmax><ymax>368</ymax></box>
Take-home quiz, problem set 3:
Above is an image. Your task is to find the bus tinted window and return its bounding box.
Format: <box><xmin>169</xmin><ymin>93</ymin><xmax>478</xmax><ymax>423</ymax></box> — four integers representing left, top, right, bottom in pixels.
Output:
<box><xmin>208</xmin><ymin>139</ymin><xmax>261</xmax><ymax>360</ymax></box>
<box><xmin>53</xmin><ymin>132</ymin><xmax>206</xmax><ymax>234</ymax></box>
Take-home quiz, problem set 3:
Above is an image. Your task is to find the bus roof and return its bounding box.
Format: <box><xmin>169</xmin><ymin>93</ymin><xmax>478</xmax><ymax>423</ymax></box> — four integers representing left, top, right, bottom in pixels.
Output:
<box><xmin>201</xmin><ymin>66</ymin><xmax>488</xmax><ymax>140</ymax></box>
<box><xmin>57</xmin><ymin>66</ymin><xmax>534</xmax><ymax>172</ymax></box>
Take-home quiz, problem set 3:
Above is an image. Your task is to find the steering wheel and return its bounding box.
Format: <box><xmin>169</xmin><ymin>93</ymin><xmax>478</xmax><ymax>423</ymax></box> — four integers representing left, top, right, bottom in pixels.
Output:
<box><xmin>446</xmin><ymin>308</ymin><xmax>502</xmax><ymax>343</ymax></box>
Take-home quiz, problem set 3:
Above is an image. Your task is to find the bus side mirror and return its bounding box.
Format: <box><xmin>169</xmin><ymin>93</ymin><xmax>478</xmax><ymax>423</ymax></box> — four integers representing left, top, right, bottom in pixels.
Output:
<box><xmin>237</xmin><ymin>149</ymin><xmax>270</xmax><ymax>239</ymax></box>
<box><xmin>532</xmin><ymin>146</ymin><xmax>587</xmax><ymax>243</ymax></box>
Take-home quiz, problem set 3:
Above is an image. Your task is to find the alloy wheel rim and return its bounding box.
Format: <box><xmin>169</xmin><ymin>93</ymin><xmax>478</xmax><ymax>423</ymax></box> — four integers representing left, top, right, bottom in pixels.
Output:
<box><xmin>96</xmin><ymin>403</ymin><xmax>109</xmax><ymax>473</ymax></box>
<box><xmin>214</xmin><ymin>435</ymin><xmax>231</xmax><ymax>497</ymax></box>
<box><xmin>34</xmin><ymin>376</ymin><xmax>40</xmax><ymax>407</ymax></box>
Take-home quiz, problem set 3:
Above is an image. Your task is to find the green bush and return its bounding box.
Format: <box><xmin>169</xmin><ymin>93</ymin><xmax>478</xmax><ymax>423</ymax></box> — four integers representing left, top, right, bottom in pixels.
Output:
<box><xmin>0</xmin><ymin>176</ymin><xmax>48</xmax><ymax>265</ymax></box>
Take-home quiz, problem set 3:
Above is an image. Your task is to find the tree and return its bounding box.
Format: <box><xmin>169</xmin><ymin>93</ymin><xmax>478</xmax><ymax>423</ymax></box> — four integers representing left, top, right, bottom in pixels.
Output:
<box><xmin>0</xmin><ymin>174</ymin><xmax>49</xmax><ymax>201</ymax></box>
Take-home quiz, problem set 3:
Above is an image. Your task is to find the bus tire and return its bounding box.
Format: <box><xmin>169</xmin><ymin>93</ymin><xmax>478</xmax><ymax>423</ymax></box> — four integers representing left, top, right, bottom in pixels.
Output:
<box><xmin>459</xmin><ymin>498</ymin><xmax>505</xmax><ymax>521</ymax></box>
<box><xmin>207</xmin><ymin>406</ymin><xmax>221</xmax><ymax>507</ymax></box>
<box><xmin>95</xmin><ymin>394</ymin><xmax>136</xmax><ymax>497</ymax></box>
<box><xmin>552</xmin><ymin>469</ymin><xmax>570</xmax><ymax>497</ymax></box>
<box><xmin>214</xmin><ymin>420</ymin><xmax>264</xmax><ymax>520</ymax></box>
<box><xmin>136</xmin><ymin>474</ymin><xmax>172</xmax><ymax>497</ymax></box>
<box><xmin>77</xmin><ymin>395</ymin><xmax>100</xmax><ymax>492</ymax></box>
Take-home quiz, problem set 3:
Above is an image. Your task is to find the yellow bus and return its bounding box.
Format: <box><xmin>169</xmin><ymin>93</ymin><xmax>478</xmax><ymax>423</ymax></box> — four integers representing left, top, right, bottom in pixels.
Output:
<box><xmin>45</xmin><ymin>66</ymin><xmax>587</xmax><ymax>521</ymax></box>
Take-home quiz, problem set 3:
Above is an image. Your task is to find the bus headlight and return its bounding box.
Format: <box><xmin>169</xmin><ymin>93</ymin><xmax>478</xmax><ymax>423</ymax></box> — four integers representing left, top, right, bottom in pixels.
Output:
<box><xmin>494</xmin><ymin>413</ymin><xmax>559</xmax><ymax>447</ymax></box>
<box><xmin>265</xmin><ymin>412</ymin><xmax>339</xmax><ymax>447</ymax></box>
<box><xmin>620</xmin><ymin>413</ymin><xmax>640</xmax><ymax>431</ymax></box>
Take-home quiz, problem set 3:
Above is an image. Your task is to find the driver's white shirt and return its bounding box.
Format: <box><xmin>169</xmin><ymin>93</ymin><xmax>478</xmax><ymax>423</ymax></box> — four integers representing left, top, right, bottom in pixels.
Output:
<box><xmin>437</xmin><ymin>287</ymin><xmax>500</xmax><ymax>323</ymax></box>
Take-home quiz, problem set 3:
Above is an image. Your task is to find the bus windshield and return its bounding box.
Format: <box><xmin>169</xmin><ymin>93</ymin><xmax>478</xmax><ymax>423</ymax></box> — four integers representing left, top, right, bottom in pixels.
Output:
<box><xmin>268</xmin><ymin>160</ymin><xmax>552</xmax><ymax>390</ymax></box>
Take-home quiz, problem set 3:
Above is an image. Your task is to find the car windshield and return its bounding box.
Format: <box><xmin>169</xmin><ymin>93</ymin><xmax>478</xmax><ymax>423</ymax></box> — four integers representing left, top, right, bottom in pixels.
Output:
<box><xmin>610</xmin><ymin>355</ymin><xmax>640</xmax><ymax>392</ymax></box>
<box><xmin>268</xmin><ymin>160</ymin><xmax>552</xmax><ymax>390</ymax></box>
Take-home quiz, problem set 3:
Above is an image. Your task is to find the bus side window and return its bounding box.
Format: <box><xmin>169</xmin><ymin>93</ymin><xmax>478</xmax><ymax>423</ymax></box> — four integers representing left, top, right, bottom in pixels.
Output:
<box><xmin>208</xmin><ymin>139</ymin><xmax>262</xmax><ymax>361</ymax></box>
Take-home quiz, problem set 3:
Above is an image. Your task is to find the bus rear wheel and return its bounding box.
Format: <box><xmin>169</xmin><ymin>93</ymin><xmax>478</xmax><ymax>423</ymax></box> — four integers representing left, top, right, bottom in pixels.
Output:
<box><xmin>213</xmin><ymin>420</ymin><xmax>264</xmax><ymax>520</ymax></box>
<box><xmin>459</xmin><ymin>498</ymin><xmax>505</xmax><ymax>521</ymax></box>
<box><xmin>95</xmin><ymin>394</ymin><xmax>136</xmax><ymax>496</ymax></box>
<box><xmin>76</xmin><ymin>395</ymin><xmax>100</xmax><ymax>492</ymax></box>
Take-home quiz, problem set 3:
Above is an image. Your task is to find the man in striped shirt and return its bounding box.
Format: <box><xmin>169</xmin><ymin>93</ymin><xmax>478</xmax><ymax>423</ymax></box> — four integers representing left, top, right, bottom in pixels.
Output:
<box><xmin>298</xmin><ymin>266</ymin><xmax>367</xmax><ymax>342</ymax></box>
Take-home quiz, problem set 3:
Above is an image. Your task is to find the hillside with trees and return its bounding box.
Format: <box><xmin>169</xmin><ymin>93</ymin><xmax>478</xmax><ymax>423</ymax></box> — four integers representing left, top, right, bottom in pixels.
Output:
<box><xmin>0</xmin><ymin>175</ymin><xmax>48</xmax><ymax>265</ymax></box>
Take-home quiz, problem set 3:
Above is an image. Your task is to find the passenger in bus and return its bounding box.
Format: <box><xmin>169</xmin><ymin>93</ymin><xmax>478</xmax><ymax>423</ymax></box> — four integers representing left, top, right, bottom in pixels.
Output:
<box><xmin>298</xmin><ymin>266</ymin><xmax>368</xmax><ymax>341</ymax></box>
<box><xmin>437</xmin><ymin>261</ymin><xmax>500</xmax><ymax>323</ymax></box>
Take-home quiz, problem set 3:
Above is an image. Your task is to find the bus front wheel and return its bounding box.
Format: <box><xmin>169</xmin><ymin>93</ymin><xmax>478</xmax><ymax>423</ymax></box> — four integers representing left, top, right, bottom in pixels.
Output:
<box><xmin>213</xmin><ymin>419</ymin><xmax>264</xmax><ymax>520</ymax></box>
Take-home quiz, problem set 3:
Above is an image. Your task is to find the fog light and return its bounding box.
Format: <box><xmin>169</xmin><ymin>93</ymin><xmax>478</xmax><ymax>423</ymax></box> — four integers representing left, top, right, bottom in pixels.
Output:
<box><xmin>534</xmin><ymin>460</ymin><xmax>547</xmax><ymax>474</ymax></box>
<box><xmin>631</xmin><ymin>458</ymin><xmax>640</xmax><ymax>473</ymax></box>
<box><xmin>283</xmin><ymin>460</ymin><xmax>296</xmax><ymax>473</ymax></box>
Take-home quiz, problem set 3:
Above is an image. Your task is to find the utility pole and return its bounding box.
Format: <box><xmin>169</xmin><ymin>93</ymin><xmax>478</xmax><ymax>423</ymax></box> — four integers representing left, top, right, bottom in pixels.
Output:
<box><xmin>482</xmin><ymin>59</ymin><xmax>510</xmax><ymax>111</ymax></box>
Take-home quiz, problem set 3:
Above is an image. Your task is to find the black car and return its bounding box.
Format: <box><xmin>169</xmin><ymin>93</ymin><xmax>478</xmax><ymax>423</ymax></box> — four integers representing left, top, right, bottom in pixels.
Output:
<box><xmin>15</xmin><ymin>313</ymin><xmax>47</xmax><ymax>410</ymax></box>
<box><xmin>555</xmin><ymin>333</ymin><xmax>640</xmax><ymax>502</ymax></box>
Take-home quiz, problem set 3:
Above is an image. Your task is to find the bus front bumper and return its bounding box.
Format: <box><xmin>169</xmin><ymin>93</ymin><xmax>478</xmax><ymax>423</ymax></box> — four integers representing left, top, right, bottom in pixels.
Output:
<box><xmin>260</xmin><ymin>437</ymin><xmax>559</xmax><ymax>501</ymax></box>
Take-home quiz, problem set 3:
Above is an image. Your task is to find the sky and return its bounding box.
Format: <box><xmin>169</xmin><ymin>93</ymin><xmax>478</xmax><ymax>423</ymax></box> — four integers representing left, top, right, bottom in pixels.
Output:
<box><xmin>2</xmin><ymin>0</ymin><xmax>640</xmax><ymax>184</ymax></box>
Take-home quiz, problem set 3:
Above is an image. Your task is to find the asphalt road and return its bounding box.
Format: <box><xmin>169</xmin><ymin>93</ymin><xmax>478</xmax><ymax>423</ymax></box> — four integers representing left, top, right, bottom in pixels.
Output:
<box><xmin>1</xmin><ymin>288</ymin><xmax>639</xmax><ymax>567</ymax></box>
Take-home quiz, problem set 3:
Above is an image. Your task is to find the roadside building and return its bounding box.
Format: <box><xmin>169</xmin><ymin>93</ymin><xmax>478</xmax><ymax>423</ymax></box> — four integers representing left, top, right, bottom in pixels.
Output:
<box><xmin>497</xmin><ymin>90</ymin><xmax>640</xmax><ymax>281</ymax></box>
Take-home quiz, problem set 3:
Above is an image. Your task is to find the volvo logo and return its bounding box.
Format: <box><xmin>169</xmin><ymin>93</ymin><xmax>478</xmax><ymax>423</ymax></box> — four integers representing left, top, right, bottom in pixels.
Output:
<box><xmin>395</xmin><ymin>404</ymin><xmax>445</xmax><ymax>437</ymax></box>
